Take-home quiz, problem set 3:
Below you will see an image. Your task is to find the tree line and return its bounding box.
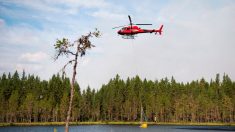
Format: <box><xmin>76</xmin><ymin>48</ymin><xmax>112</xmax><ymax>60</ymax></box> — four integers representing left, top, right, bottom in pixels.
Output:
<box><xmin>0</xmin><ymin>71</ymin><xmax>234</xmax><ymax>123</ymax></box>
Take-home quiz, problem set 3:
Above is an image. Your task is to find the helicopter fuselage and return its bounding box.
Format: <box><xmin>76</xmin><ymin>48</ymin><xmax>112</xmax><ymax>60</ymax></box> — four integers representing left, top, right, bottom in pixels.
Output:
<box><xmin>118</xmin><ymin>25</ymin><xmax>162</xmax><ymax>36</ymax></box>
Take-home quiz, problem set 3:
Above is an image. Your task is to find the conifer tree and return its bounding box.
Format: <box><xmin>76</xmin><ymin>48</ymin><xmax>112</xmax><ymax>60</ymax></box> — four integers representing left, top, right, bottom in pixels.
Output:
<box><xmin>54</xmin><ymin>29</ymin><xmax>100</xmax><ymax>132</ymax></box>
<box><xmin>8</xmin><ymin>90</ymin><xmax>19</xmax><ymax>122</ymax></box>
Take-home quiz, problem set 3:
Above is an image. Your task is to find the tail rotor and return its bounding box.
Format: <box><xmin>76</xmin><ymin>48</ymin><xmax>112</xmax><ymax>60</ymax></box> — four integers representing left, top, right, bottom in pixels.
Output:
<box><xmin>156</xmin><ymin>25</ymin><xmax>163</xmax><ymax>35</ymax></box>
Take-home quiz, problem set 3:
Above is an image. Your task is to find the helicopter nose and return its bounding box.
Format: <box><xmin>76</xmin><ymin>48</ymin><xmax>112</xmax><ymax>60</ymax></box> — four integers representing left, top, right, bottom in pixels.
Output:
<box><xmin>118</xmin><ymin>30</ymin><xmax>122</xmax><ymax>35</ymax></box>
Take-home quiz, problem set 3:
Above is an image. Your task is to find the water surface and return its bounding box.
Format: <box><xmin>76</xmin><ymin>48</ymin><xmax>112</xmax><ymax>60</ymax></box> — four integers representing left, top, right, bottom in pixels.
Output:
<box><xmin>0</xmin><ymin>125</ymin><xmax>235</xmax><ymax>132</ymax></box>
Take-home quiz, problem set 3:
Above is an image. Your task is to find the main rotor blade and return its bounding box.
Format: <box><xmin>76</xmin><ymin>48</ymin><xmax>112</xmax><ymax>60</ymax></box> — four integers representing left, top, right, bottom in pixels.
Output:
<box><xmin>136</xmin><ymin>24</ymin><xmax>152</xmax><ymax>25</ymax></box>
<box><xmin>128</xmin><ymin>15</ymin><xmax>132</xmax><ymax>25</ymax></box>
<box><xmin>112</xmin><ymin>25</ymin><xmax>127</xmax><ymax>29</ymax></box>
<box><xmin>128</xmin><ymin>15</ymin><xmax>133</xmax><ymax>32</ymax></box>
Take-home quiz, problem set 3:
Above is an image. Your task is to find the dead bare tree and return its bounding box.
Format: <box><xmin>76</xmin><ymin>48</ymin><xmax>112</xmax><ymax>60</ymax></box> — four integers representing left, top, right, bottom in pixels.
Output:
<box><xmin>54</xmin><ymin>29</ymin><xmax>101</xmax><ymax>132</ymax></box>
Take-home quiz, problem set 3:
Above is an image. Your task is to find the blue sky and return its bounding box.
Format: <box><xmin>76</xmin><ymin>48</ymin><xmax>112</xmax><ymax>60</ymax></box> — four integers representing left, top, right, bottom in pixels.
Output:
<box><xmin>0</xmin><ymin>0</ymin><xmax>235</xmax><ymax>89</ymax></box>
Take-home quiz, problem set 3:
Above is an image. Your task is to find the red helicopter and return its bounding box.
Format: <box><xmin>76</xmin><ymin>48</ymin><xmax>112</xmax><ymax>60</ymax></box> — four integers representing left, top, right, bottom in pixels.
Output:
<box><xmin>113</xmin><ymin>15</ymin><xmax>163</xmax><ymax>39</ymax></box>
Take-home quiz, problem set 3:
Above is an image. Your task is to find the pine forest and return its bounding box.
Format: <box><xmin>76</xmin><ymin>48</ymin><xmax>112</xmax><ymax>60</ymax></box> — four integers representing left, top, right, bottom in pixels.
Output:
<box><xmin>0</xmin><ymin>71</ymin><xmax>234</xmax><ymax>123</ymax></box>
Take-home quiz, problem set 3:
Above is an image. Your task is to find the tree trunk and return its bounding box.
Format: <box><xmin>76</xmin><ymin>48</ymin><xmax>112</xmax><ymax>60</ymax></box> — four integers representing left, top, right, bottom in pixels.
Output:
<box><xmin>65</xmin><ymin>52</ymin><xmax>78</xmax><ymax>132</ymax></box>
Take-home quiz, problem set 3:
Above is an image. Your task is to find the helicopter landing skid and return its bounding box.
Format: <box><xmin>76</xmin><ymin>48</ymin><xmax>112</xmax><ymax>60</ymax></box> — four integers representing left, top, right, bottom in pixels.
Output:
<box><xmin>122</xmin><ymin>35</ymin><xmax>136</xmax><ymax>39</ymax></box>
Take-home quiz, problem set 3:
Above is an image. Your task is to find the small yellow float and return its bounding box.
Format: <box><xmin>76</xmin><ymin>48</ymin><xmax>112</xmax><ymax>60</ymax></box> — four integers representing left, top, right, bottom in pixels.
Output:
<box><xmin>139</xmin><ymin>106</ymin><xmax>148</xmax><ymax>128</ymax></box>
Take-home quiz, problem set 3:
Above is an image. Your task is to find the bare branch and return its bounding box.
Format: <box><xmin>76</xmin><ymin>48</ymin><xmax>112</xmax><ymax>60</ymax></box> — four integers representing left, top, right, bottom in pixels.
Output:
<box><xmin>66</xmin><ymin>51</ymin><xmax>76</xmax><ymax>56</ymax></box>
<box><xmin>60</xmin><ymin>59</ymin><xmax>75</xmax><ymax>79</ymax></box>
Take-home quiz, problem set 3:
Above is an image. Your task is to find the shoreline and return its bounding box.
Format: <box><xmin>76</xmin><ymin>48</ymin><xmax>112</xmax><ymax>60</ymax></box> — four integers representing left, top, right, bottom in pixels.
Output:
<box><xmin>0</xmin><ymin>122</ymin><xmax>234</xmax><ymax>127</ymax></box>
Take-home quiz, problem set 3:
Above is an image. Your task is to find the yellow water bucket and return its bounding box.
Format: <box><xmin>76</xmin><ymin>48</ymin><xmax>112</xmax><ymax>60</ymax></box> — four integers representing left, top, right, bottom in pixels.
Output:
<box><xmin>140</xmin><ymin>123</ymin><xmax>148</xmax><ymax>128</ymax></box>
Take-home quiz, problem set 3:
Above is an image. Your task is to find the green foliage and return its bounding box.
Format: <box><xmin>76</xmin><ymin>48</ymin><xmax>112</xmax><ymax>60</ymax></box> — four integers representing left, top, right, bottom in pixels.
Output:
<box><xmin>60</xmin><ymin>92</ymin><xmax>69</xmax><ymax>121</ymax></box>
<box><xmin>0</xmin><ymin>71</ymin><xmax>234</xmax><ymax>123</ymax></box>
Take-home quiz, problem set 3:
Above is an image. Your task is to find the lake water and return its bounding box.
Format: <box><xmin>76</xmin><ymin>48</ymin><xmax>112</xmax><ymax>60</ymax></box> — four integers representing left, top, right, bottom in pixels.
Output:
<box><xmin>0</xmin><ymin>125</ymin><xmax>235</xmax><ymax>132</ymax></box>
